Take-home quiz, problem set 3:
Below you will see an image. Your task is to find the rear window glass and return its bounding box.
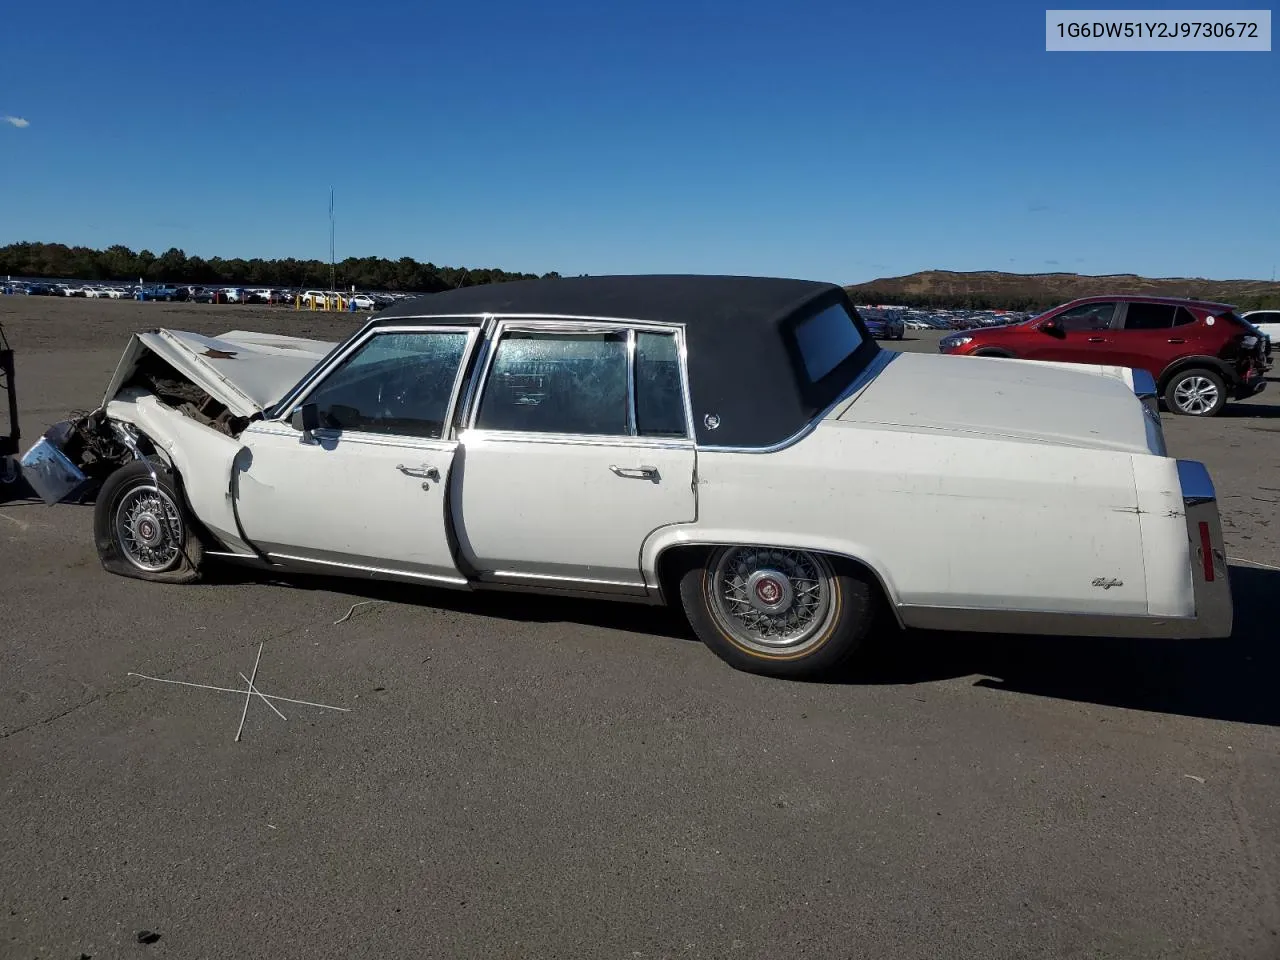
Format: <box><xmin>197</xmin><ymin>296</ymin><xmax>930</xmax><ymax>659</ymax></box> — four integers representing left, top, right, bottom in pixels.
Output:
<box><xmin>793</xmin><ymin>304</ymin><xmax>864</xmax><ymax>382</ymax></box>
<box><xmin>1124</xmin><ymin>303</ymin><xmax>1177</xmax><ymax>330</ymax></box>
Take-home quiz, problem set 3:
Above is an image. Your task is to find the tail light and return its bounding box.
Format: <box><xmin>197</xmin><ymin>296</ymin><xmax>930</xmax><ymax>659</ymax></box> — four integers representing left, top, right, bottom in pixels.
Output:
<box><xmin>1198</xmin><ymin>521</ymin><xmax>1215</xmax><ymax>582</ymax></box>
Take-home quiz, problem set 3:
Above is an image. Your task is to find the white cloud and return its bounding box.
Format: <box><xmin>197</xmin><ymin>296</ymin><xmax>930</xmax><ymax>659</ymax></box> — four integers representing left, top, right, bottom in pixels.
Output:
<box><xmin>3</xmin><ymin>116</ymin><xmax>30</xmax><ymax>128</ymax></box>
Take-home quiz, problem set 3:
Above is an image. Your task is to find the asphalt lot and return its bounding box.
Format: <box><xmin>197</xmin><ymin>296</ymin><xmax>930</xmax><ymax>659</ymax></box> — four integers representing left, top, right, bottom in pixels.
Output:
<box><xmin>2</xmin><ymin>297</ymin><xmax>1279</xmax><ymax>959</ymax></box>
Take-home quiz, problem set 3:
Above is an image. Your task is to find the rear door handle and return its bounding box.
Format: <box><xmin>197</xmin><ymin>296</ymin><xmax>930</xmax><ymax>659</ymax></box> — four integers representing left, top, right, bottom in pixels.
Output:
<box><xmin>397</xmin><ymin>463</ymin><xmax>440</xmax><ymax>481</ymax></box>
<box><xmin>1087</xmin><ymin>337</ymin><xmax>1107</xmax><ymax>343</ymax></box>
<box><xmin>1168</xmin><ymin>338</ymin><xmax>1186</xmax><ymax>344</ymax></box>
<box><xmin>610</xmin><ymin>465</ymin><xmax>660</xmax><ymax>481</ymax></box>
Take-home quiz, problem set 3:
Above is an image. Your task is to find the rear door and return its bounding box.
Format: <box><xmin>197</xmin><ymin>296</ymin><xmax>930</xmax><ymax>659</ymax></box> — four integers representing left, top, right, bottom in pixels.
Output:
<box><xmin>1108</xmin><ymin>302</ymin><xmax>1194</xmax><ymax>377</ymax></box>
<box><xmin>454</xmin><ymin>322</ymin><xmax>696</xmax><ymax>594</ymax></box>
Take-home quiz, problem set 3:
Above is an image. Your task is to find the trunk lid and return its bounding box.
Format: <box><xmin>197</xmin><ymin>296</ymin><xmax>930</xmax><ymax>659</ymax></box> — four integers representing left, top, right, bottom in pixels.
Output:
<box><xmin>836</xmin><ymin>351</ymin><xmax>1154</xmax><ymax>454</ymax></box>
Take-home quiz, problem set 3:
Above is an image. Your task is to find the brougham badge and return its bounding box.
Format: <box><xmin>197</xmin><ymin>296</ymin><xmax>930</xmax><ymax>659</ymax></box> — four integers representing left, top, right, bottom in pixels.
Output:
<box><xmin>1092</xmin><ymin>577</ymin><xmax>1124</xmax><ymax>590</ymax></box>
<box><xmin>703</xmin><ymin>413</ymin><xmax>721</xmax><ymax>430</ymax></box>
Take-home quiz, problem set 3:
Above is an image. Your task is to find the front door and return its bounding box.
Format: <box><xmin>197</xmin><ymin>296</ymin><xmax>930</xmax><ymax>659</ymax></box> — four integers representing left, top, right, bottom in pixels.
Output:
<box><xmin>234</xmin><ymin>327</ymin><xmax>478</xmax><ymax>584</ymax></box>
<box><xmin>1023</xmin><ymin>301</ymin><xmax>1120</xmax><ymax>364</ymax></box>
<box><xmin>454</xmin><ymin>325</ymin><xmax>696</xmax><ymax>592</ymax></box>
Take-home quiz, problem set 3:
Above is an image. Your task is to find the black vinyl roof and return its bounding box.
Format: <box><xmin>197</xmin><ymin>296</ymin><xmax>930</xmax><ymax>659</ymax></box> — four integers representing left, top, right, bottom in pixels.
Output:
<box><xmin>375</xmin><ymin>274</ymin><xmax>877</xmax><ymax>447</ymax></box>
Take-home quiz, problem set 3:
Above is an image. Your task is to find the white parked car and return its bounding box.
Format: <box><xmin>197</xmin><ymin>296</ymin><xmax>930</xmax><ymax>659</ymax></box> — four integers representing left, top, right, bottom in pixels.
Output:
<box><xmin>24</xmin><ymin>276</ymin><xmax>1232</xmax><ymax>677</ymax></box>
<box><xmin>349</xmin><ymin>294</ymin><xmax>379</xmax><ymax>310</ymax></box>
<box><xmin>1243</xmin><ymin>309</ymin><xmax>1280</xmax><ymax>344</ymax></box>
<box><xmin>300</xmin><ymin>289</ymin><xmax>341</xmax><ymax>308</ymax></box>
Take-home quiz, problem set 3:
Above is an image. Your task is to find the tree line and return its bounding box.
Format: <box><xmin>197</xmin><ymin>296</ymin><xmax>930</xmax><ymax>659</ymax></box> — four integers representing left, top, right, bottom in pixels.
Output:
<box><xmin>0</xmin><ymin>242</ymin><xmax>557</xmax><ymax>292</ymax></box>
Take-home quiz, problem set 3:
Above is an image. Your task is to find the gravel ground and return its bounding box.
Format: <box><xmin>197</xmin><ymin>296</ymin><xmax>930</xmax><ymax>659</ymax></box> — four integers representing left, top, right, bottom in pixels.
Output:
<box><xmin>2</xmin><ymin>297</ymin><xmax>1278</xmax><ymax>960</ymax></box>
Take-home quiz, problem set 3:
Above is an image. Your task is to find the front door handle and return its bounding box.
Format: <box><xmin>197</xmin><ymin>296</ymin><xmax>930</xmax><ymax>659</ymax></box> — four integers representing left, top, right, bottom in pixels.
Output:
<box><xmin>397</xmin><ymin>463</ymin><xmax>440</xmax><ymax>481</ymax></box>
<box><xmin>1087</xmin><ymin>336</ymin><xmax>1107</xmax><ymax>343</ymax></box>
<box><xmin>1168</xmin><ymin>338</ymin><xmax>1186</xmax><ymax>344</ymax></box>
<box><xmin>610</xmin><ymin>464</ymin><xmax>660</xmax><ymax>482</ymax></box>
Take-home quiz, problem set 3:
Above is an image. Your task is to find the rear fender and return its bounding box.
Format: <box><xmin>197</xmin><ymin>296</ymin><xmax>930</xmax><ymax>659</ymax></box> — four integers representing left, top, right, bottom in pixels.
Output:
<box><xmin>104</xmin><ymin>392</ymin><xmax>253</xmax><ymax>554</ymax></box>
<box><xmin>1157</xmin><ymin>355</ymin><xmax>1237</xmax><ymax>391</ymax></box>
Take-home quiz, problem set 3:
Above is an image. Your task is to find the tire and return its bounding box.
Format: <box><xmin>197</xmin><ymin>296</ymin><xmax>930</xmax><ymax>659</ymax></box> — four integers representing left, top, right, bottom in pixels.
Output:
<box><xmin>678</xmin><ymin>546</ymin><xmax>878</xmax><ymax>678</ymax></box>
<box><xmin>94</xmin><ymin>460</ymin><xmax>203</xmax><ymax>583</ymax></box>
<box><xmin>1164</xmin><ymin>368</ymin><xmax>1226</xmax><ymax>417</ymax></box>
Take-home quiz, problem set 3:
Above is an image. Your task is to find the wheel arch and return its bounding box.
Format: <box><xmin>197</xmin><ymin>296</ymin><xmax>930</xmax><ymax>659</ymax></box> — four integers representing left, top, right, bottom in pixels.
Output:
<box><xmin>1156</xmin><ymin>355</ymin><xmax>1236</xmax><ymax>393</ymax></box>
<box><xmin>646</xmin><ymin>531</ymin><xmax>904</xmax><ymax>628</ymax></box>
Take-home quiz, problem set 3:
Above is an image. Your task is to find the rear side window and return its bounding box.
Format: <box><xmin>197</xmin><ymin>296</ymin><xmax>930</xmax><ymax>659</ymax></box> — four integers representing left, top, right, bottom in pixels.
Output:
<box><xmin>476</xmin><ymin>332</ymin><xmax>628</xmax><ymax>436</ymax></box>
<box><xmin>1123</xmin><ymin>303</ymin><xmax>1177</xmax><ymax>330</ymax></box>
<box><xmin>793</xmin><ymin>303</ymin><xmax>864</xmax><ymax>382</ymax></box>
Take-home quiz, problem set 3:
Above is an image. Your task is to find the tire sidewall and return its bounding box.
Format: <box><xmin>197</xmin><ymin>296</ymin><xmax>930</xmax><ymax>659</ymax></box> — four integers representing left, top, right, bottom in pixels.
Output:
<box><xmin>678</xmin><ymin>547</ymin><xmax>876</xmax><ymax>678</ymax></box>
<box><xmin>1164</xmin><ymin>368</ymin><xmax>1226</xmax><ymax>417</ymax></box>
<box><xmin>94</xmin><ymin>460</ymin><xmax>203</xmax><ymax>583</ymax></box>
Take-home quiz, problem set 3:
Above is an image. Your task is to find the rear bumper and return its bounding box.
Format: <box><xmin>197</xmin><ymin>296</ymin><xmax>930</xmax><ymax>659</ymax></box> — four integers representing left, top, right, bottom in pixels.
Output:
<box><xmin>1232</xmin><ymin>373</ymin><xmax>1267</xmax><ymax>400</ymax></box>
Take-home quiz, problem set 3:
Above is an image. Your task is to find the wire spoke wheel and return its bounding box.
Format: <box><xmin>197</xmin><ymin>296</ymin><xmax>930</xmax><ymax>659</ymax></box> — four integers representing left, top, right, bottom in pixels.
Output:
<box><xmin>1173</xmin><ymin>375</ymin><xmax>1219</xmax><ymax>415</ymax></box>
<box><xmin>707</xmin><ymin>547</ymin><xmax>837</xmax><ymax>656</ymax></box>
<box><xmin>114</xmin><ymin>484</ymin><xmax>184</xmax><ymax>573</ymax></box>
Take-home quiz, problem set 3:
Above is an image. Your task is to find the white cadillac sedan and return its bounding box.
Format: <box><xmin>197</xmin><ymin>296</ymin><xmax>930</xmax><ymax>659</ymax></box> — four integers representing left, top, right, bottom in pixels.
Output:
<box><xmin>23</xmin><ymin>275</ymin><xmax>1232</xmax><ymax>677</ymax></box>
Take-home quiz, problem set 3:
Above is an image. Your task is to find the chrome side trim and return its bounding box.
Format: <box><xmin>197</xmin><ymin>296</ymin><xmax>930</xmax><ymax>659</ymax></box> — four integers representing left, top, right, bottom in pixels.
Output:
<box><xmin>459</xmin><ymin>428</ymin><xmax>693</xmax><ymax>450</ymax></box>
<box><xmin>204</xmin><ymin>550</ymin><xmax>263</xmax><ymax>561</ymax></box>
<box><xmin>698</xmin><ymin>348</ymin><xmax>898</xmax><ymax>454</ymax></box>
<box><xmin>267</xmin><ymin>552</ymin><xmax>470</xmax><ymax>587</ymax></box>
<box><xmin>896</xmin><ymin>604</ymin><xmax>1220</xmax><ymax>638</ymax></box>
<box><xmin>484</xmin><ymin>569</ymin><xmax>647</xmax><ymax>596</ymax></box>
<box><xmin>1176</xmin><ymin>459</ymin><xmax>1215</xmax><ymax>506</ymax></box>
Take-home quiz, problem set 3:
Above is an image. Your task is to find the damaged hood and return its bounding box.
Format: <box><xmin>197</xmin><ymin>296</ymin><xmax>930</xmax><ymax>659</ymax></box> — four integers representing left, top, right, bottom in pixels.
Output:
<box><xmin>836</xmin><ymin>351</ymin><xmax>1155</xmax><ymax>454</ymax></box>
<box><xmin>104</xmin><ymin>329</ymin><xmax>339</xmax><ymax>418</ymax></box>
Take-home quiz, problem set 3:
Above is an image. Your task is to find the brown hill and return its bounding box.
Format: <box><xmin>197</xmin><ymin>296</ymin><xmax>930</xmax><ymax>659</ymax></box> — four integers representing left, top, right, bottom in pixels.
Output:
<box><xmin>846</xmin><ymin>270</ymin><xmax>1280</xmax><ymax>311</ymax></box>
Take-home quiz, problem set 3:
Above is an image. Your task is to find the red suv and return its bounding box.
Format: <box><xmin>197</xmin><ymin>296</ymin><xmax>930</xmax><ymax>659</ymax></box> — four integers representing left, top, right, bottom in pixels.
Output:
<box><xmin>938</xmin><ymin>296</ymin><xmax>1271</xmax><ymax>416</ymax></box>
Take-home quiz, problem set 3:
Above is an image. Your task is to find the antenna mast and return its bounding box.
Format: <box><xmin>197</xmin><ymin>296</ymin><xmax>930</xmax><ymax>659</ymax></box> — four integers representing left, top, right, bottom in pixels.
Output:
<box><xmin>329</xmin><ymin>188</ymin><xmax>336</xmax><ymax>294</ymax></box>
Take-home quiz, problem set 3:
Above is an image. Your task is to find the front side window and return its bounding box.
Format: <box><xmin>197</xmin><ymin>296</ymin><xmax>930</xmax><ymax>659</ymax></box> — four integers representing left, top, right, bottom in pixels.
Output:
<box><xmin>1055</xmin><ymin>302</ymin><xmax>1116</xmax><ymax>332</ymax></box>
<box><xmin>1122</xmin><ymin>303</ymin><xmax>1177</xmax><ymax>330</ymax></box>
<box><xmin>793</xmin><ymin>303</ymin><xmax>865</xmax><ymax>382</ymax></box>
<box><xmin>475</xmin><ymin>332</ymin><xmax>628</xmax><ymax>435</ymax></box>
<box><xmin>303</xmin><ymin>330</ymin><xmax>471</xmax><ymax>438</ymax></box>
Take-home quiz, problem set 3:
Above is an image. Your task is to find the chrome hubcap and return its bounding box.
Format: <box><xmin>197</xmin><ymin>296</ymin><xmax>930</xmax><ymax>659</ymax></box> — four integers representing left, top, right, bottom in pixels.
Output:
<box><xmin>1174</xmin><ymin>376</ymin><xmax>1219</xmax><ymax>415</ymax></box>
<box><xmin>114</xmin><ymin>485</ymin><xmax>183</xmax><ymax>572</ymax></box>
<box><xmin>709</xmin><ymin>548</ymin><xmax>834</xmax><ymax>654</ymax></box>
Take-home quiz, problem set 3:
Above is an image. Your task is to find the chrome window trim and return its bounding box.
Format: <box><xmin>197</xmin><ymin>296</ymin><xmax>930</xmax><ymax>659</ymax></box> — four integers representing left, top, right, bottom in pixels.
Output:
<box><xmin>625</xmin><ymin>329</ymin><xmax>637</xmax><ymax>436</ymax></box>
<box><xmin>251</xmin><ymin>423</ymin><xmax>459</xmax><ymax>452</ymax></box>
<box><xmin>271</xmin><ymin>325</ymin><xmax>481</xmax><ymax>444</ymax></box>
<box><xmin>465</xmin><ymin>317</ymin><xmax>694</xmax><ymax>441</ymax></box>
<box><xmin>698</xmin><ymin>348</ymin><xmax>897</xmax><ymax>454</ymax></box>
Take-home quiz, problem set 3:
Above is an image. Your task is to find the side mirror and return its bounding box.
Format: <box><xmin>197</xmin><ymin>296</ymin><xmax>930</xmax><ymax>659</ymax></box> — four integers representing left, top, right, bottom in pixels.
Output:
<box><xmin>1040</xmin><ymin>317</ymin><xmax>1063</xmax><ymax>336</ymax></box>
<box><xmin>290</xmin><ymin>402</ymin><xmax>320</xmax><ymax>435</ymax></box>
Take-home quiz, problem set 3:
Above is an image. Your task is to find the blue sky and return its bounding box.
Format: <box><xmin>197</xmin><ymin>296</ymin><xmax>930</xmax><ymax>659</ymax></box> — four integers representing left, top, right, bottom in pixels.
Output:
<box><xmin>1</xmin><ymin>0</ymin><xmax>1275</xmax><ymax>283</ymax></box>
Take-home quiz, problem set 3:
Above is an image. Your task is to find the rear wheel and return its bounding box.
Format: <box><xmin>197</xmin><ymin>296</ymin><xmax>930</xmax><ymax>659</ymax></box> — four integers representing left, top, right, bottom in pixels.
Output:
<box><xmin>678</xmin><ymin>546</ymin><xmax>878</xmax><ymax>678</ymax></box>
<box><xmin>94</xmin><ymin>461</ymin><xmax>203</xmax><ymax>583</ymax></box>
<box><xmin>1164</xmin><ymin>368</ymin><xmax>1226</xmax><ymax>417</ymax></box>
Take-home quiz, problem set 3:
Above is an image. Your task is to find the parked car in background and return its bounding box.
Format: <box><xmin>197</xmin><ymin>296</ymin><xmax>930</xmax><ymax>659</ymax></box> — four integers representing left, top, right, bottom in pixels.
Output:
<box><xmin>300</xmin><ymin>289</ymin><xmax>341</xmax><ymax>308</ymax></box>
<box><xmin>939</xmin><ymin>296</ymin><xmax>1271</xmax><ymax>417</ymax></box>
<box><xmin>135</xmin><ymin>285</ymin><xmax>179</xmax><ymax>302</ymax></box>
<box><xmin>859</xmin><ymin>309</ymin><xmax>906</xmax><ymax>341</ymax></box>
<box><xmin>349</xmin><ymin>294</ymin><xmax>379</xmax><ymax>310</ymax></box>
<box><xmin>26</xmin><ymin>275</ymin><xmax>1232</xmax><ymax>679</ymax></box>
<box><xmin>1243</xmin><ymin>309</ymin><xmax>1280</xmax><ymax>344</ymax></box>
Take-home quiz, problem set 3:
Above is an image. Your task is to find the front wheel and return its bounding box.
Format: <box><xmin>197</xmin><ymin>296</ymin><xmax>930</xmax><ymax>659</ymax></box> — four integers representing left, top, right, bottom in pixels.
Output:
<box><xmin>1164</xmin><ymin>368</ymin><xmax>1226</xmax><ymax>417</ymax></box>
<box><xmin>94</xmin><ymin>461</ymin><xmax>203</xmax><ymax>583</ymax></box>
<box><xmin>678</xmin><ymin>546</ymin><xmax>878</xmax><ymax>678</ymax></box>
